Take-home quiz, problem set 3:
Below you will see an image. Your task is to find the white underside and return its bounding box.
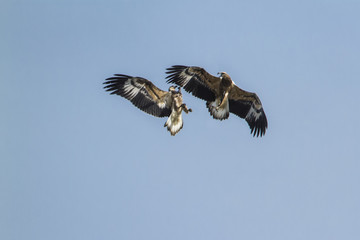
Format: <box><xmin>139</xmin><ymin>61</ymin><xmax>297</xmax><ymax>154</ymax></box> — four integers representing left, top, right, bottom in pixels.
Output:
<box><xmin>246</xmin><ymin>106</ymin><xmax>261</xmax><ymax>121</ymax></box>
<box><xmin>164</xmin><ymin>111</ymin><xmax>183</xmax><ymax>136</ymax></box>
<box><xmin>207</xmin><ymin>98</ymin><xmax>229</xmax><ymax>120</ymax></box>
<box><xmin>180</xmin><ymin>72</ymin><xmax>193</xmax><ymax>85</ymax></box>
<box><xmin>123</xmin><ymin>79</ymin><xmax>141</xmax><ymax>100</ymax></box>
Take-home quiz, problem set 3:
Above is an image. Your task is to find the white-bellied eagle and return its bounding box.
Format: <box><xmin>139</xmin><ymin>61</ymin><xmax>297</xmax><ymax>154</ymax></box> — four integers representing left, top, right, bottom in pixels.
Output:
<box><xmin>104</xmin><ymin>74</ymin><xmax>192</xmax><ymax>136</ymax></box>
<box><xmin>166</xmin><ymin>65</ymin><xmax>267</xmax><ymax>137</ymax></box>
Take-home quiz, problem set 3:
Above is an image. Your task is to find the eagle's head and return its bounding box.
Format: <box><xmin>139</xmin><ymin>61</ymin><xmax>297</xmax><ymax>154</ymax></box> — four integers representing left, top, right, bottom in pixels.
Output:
<box><xmin>218</xmin><ymin>72</ymin><xmax>234</xmax><ymax>85</ymax></box>
<box><xmin>217</xmin><ymin>72</ymin><xmax>229</xmax><ymax>79</ymax></box>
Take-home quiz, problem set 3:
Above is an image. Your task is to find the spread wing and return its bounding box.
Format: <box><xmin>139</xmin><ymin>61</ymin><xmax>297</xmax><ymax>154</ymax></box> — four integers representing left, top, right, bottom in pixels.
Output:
<box><xmin>166</xmin><ymin>65</ymin><xmax>218</xmax><ymax>101</ymax></box>
<box><xmin>104</xmin><ymin>74</ymin><xmax>172</xmax><ymax>117</ymax></box>
<box><xmin>229</xmin><ymin>86</ymin><xmax>268</xmax><ymax>137</ymax></box>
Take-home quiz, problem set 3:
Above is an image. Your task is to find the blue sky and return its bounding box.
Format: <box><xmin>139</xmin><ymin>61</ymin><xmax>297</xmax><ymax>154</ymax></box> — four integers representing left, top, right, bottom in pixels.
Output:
<box><xmin>1</xmin><ymin>0</ymin><xmax>360</xmax><ymax>239</ymax></box>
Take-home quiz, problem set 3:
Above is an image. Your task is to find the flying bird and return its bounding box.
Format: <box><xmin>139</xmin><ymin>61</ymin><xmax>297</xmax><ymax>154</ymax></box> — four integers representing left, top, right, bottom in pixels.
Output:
<box><xmin>104</xmin><ymin>74</ymin><xmax>192</xmax><ymax>136</ymax></box>
<box><xmin>166</xmin><ymin>65</ymin><xmax>268</xmax><ymax>137</ymax></box>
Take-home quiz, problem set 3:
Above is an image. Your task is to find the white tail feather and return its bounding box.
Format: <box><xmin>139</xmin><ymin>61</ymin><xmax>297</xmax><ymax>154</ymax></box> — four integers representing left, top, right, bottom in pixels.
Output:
<box><xmin>164</xmin><ymin>112</ymin><xmax>183</xmax><ymax>136</ymax></box>
<box><xmin>207</xmin><ymin>99</ymin><xmax>229</xmax><ymax>120</ymax></box>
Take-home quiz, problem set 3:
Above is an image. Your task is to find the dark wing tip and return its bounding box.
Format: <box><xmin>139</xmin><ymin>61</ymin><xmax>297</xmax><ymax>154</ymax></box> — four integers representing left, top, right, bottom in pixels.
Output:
<box><xmin>165</xmin><ymin>65</ymin><xmax>188</xmax><ymax>84</ymax></box>
<box><xmin>104</xmin><ymin>74</ymin><xmax>131</xmax><ymax>85</ymax></box>
<box><xmin>248</xmin><ymin>110</ymin><xmax>268</xmax><ymax>137</ymax></box>
<box><xmin>104</xmin><ymin>74</ymin><xmax>132</xmax><ymax>81</ymax></box>
<box><xmin>166</xmin><ymin>65</ymin><xmax>188</xmax><ymax>73</ymax></box>
<box><xmin>103</xmin><ymin>74</ymin><xmax>133</xmax><ymax>95</ymax></box>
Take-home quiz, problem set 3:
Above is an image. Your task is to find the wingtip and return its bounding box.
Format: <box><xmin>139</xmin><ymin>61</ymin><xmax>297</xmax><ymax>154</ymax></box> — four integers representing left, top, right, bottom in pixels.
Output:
<box><xmin>249</xmin><ymin>121</ymin><xmax>267</xmax><ymax>137</ymax></box>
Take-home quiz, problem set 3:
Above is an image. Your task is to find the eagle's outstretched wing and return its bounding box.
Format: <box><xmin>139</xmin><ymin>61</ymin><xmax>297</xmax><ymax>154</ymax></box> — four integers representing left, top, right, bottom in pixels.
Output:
<box><xmin>166</xmin><ymin>65</ymin><xmax>218</xmax><ymax>101</ymax></box>
<box><xmin>104</xmin><ymin>74</ymin><xmax>171</xmax><ymax>117</ymax></box>
<box><xmin>228</xmin><ymin>86</ymin><xmax>268</xmax><ymax>137</ymax></box>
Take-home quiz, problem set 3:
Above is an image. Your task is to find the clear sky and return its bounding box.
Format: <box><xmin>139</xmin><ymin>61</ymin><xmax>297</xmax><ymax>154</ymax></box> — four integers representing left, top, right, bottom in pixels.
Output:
<box><xmin>1</xmin><ymin>0</ymin><xmax>360</xmax><ymax>239</ymax></box>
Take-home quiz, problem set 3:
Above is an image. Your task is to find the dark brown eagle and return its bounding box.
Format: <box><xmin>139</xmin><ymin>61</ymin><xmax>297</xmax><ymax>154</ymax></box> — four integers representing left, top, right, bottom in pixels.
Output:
<box><xmin>166</xmin><ymin>65</ymin><xmax>268</xmax><ymax>137</ymax></box>
<box><xmin>104</xmin><ymin>74</ymin><xmax>192</xmax><ymax>136</ymax></box>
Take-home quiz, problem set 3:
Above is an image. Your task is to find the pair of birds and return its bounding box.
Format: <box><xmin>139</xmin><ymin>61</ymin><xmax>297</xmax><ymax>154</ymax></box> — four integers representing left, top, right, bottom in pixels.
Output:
<box><xmin>104</xmin><ymin>65</ymin><xmax>268</xmax><ymax>137</ymax></box>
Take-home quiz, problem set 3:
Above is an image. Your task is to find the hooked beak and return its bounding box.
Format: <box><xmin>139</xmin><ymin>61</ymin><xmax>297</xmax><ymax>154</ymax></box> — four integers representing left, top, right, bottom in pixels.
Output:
<box><xmin>218</xmin><ymin>72</ymin><xmax>226</xmax><ymax>78</ymax></box>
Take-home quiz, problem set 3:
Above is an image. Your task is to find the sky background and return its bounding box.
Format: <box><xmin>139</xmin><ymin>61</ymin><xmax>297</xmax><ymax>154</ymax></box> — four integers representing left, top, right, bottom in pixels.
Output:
<box><xmin>1</xmin><ymin>0</ymin><xmax>360</xmax><ymax>239</ymax></box>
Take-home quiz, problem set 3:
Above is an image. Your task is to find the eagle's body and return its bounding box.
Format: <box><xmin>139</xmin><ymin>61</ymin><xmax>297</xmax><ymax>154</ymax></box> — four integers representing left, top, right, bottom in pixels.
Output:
<box><xmin>104</xmin><ymin>74</ymin><xmax>191</xmax><ymax>136</ymax></box>
<box><xmin>206</xmin><ymin>71</ymin><xmax>233</xmax><ymax>120</ymax></box>
<box><xmin>166</xmin><ymin>65</ymin><xmax>268</xmax><ymax>137</ymax></box>
<box><xmin>164</xmin><ymin>88</ymin><xmax>190</xmax><ymax>135</ymax></box>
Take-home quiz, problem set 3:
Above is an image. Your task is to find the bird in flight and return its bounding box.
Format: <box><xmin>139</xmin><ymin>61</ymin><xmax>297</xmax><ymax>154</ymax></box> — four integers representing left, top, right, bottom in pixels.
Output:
<box><xmin>104</xmin><ymin>74</ymin><xmax>192</xmax><ymax>136</ymax></box>
<box><xmin>166</xmin><ymin>65</ymin><xmax>267</xmax><ymax>137</ymax></box>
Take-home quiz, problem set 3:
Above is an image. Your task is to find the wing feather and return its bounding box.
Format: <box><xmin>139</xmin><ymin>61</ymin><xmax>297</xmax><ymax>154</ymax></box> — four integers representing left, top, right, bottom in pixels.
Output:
<box><xmin>229</xmin><ymin>86</ymin><xmax>268</xmax><ymax>137</ymax></box>
<box><xmin>166</xmin><ymin>65</ymin><xmax>218</xmax><ymax>101</ymax></box>
<box><xmin>104</xmin><ymin>74</ymin><xmax>171</xmax><ymax>117</ymax></box>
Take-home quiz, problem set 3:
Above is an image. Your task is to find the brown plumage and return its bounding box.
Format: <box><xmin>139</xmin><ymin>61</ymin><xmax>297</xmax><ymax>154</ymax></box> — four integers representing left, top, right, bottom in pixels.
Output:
<box><xmin>166</xmin><ymin>65</ymin><xmax>268</xmax><ymax>137</ymax></box>
<box><xmin>104</xmin><ymin>74</ymin><xmax>191</xmax><ymax>136</ymax></box>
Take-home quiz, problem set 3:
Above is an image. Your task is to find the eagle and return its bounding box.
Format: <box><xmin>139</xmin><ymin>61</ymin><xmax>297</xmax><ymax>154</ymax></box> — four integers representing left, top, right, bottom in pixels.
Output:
<box><xmin>166</xmin><ymin>65</ymin><xmax>268</xmax><ymax>137</ymax></box>
<box><xmin>104</xmin><ymin>74</ymin><xmax>192</xmax><ymax>136</ymax></box>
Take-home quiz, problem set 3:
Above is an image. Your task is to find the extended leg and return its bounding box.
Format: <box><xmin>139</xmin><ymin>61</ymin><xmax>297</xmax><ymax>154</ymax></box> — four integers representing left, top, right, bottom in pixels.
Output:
<box><xmin>181</xmin><ymin>104</ymin><xmax>192</xmax><ymax>113</ymax></box>
<box><xmin>216</xmin><ymin>91</ymin><xmax>229</xmax><ymax>110</ymax></box>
